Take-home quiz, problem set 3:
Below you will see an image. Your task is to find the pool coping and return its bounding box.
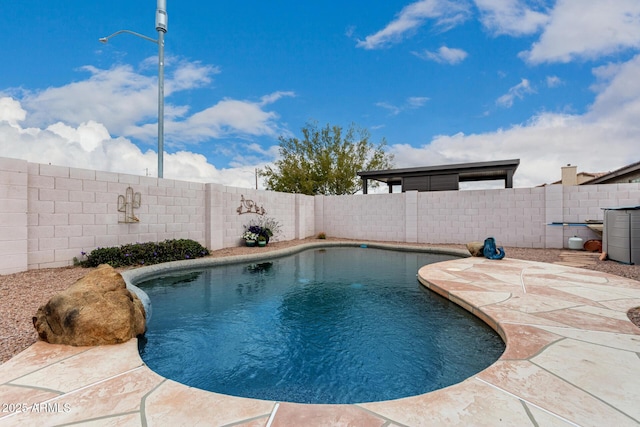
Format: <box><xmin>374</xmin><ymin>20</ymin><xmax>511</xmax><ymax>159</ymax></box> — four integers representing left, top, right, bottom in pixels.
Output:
<box><xmin>1</xmin><ymin>243</ymin><xmax>639</xmax><ymax>426</ymax></box>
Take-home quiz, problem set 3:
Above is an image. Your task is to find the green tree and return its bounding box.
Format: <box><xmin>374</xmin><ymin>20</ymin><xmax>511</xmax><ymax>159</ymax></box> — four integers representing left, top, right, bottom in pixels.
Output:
<box><xmin>261</xmin><ymin>122</ymin><xmax>394</xmax><ymax>195</ymax></box>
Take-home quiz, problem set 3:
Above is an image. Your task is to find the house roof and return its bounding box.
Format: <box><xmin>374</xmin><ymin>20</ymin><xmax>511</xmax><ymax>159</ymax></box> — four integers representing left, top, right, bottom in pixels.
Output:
<box><xmin>581</xmin><ymin>160</ymin><xmax>640</xmax><ymax>184</ymax></box>
<box><xmin>547</xmin><ymin>171</ymin><xmax>607</xmax><ymax>185</ymax></box>
<box><xmin>357</xmin><ymin>159</ymin><xmax>520</xmax><ymax>187</ymax></box>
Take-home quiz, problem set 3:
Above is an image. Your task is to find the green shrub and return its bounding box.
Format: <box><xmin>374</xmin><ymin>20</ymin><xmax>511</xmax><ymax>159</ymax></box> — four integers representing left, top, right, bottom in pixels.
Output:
<box><xmin>83</xmin><ymin>246</ymin><xmax>124</xmax><ymax>267</ymax></box>
<box><xmin>81</xmin><ymin>239</ymin><xmax>210</xmax><ymax>268</ymax></box>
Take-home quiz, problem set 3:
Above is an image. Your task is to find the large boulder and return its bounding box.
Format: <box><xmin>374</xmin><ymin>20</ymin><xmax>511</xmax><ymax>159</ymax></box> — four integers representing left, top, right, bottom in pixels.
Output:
<box><xmin>466</xmin><ymin>241</ymin><xmax>485</xmax><ymax>257</ymax></box>
<box><xmin>33</xmin><ymin>264</ymin><xmax>146</xmax><ymax>346</ymax></box>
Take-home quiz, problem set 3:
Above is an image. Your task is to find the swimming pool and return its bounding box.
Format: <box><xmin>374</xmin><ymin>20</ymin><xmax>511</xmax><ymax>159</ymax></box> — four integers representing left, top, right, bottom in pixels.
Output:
<box><xmin>136</xmin><ymin>246</ymin><xmax>505</xmax><ymax>404</ymax></box>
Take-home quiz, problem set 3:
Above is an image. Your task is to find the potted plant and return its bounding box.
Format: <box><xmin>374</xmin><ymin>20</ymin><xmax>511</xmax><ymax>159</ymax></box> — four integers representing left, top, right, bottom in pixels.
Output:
<box><xmin>243</xmin><ymin>217</ymin><xmax>282</xmax><ymax>246</ymax></box>
<box><xmin>258</xmin><ymin>216</ymin><xmax>282</xmax><ymax>244</ymax></box>
<box><xmin>242</xmin><ymin>230</ymin><xmax>259</xmax><ymax>247</ymax></box>
<box><xmin>257</xmin><ymin>235</ymin><xmax>267</xmax><ymax>247</ymax></box>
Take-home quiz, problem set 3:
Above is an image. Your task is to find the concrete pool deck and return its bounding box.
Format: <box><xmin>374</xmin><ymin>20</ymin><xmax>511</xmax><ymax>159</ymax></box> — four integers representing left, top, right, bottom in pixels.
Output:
<box><xmin>1</xmin><ymin>249</ymin><xmax>639</xmax><ymax>426</ymax></box>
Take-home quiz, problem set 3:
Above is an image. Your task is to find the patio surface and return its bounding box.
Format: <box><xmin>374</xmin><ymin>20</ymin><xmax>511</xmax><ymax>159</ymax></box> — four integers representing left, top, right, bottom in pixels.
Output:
<box><xmin>1</xmin><ymin>250</ymin><xmax>639</xmax><ymax>426</ymax></box>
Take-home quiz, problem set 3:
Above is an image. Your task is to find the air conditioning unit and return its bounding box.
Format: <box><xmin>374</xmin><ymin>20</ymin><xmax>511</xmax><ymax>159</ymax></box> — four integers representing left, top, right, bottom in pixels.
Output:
<box><xmin>602</xmin><ymin>207</ymin><xmax>640</xmax><ymax>265</ymax></box>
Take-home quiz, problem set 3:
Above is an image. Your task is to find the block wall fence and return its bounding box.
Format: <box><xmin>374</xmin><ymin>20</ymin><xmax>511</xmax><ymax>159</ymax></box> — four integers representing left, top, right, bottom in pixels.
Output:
<box><xmin>1</xmin><ymin>156</ymin><xmax>639</xmax><ymax>275</ymax></box>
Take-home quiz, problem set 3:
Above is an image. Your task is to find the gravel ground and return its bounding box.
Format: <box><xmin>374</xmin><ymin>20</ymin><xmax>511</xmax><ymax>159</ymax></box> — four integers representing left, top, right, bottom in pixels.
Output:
<box><xmin>2</xmin><ymin>238</ymin><xmax>639</xmax><ymax>364</ymax></box>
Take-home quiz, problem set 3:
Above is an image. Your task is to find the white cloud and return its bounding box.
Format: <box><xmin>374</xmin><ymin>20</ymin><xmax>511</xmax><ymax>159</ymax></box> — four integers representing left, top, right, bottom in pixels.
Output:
<box><xmin>376</xmin><ymin>97</ymin><xmax>430</xmax><ymax>116</ymax></box>
<box><xmin>0</xmin><ymin>98</ymin><xmax>272</xmax><ymax>188</ymax></box>
<box><xmin>259</xmin><ymin>91</ymin><xmax>296</xmax><ymax>106</ymax></box>
<box><xmin>390</xmin><ymin>112</ymin><xmax>616</xmax><ymax>188</ymax></box>
<box><xmin>375</xmin><ymin>102</ymin><xmax>402</xmax><ymax>116</ymax></box>
<box><xmin>167</xmin><ymin>60</ymin><xmax>220</xmax><ymax>92</ymax></box>
<box><xmin>0</xmin><ymin>97</ymin><xmax>26</xmax><ymax>127</ymax></box>
<box><xmin>521</xmin><ymin>0</ymin><xmax>640</xmax><ymax>63</ymax></box>
<box><xmin>413</xmin><ymin>46</ymin><xmax>468</xmax><ymax>64</ymax></box>
<box><xmin>390</xmin><ymin>55</ymin><xmax>640</xmax><ymax>188</ymax></box>
<box><xmin>407</xmin><ymin>97</ymin><xmax>430</xmax><ymax>108</ymax></box>
<box><xmin>496</xmin><ymin>78</ymin><xmax>534</xmax><ymax>108</ymax></box>
<box><xmin>4</xmin><ymin>61</ymin><xmax>293</xmax><ymax>150</ymax></box>
<box><xmin>230</xmin><ymin>143</ymin><xmax>281</xmax><ymax>168</ymax></box>
<box><xmin>127</xmin><ymin>96</ymin><xmax>291</xmax><ymax>145</ymax></box>
<box><xmin>356</xmin><ymin>0</ymin><xmax>472</xmax><ymax>50</ymax></box>
<box><xmin>585</xmin><ymin>55</ymin><xmax>640</xmax><ymax>134</ymax></box>
<box><xmin>0</xmin><ymin>107</ymin><xmax>153</xmax><ymax>176</ymax></box>
<box><xmin>3</xmin><ymin>43</ymin><xmax>640</xmax><ymax>196</ymax></box>
<box><xmin>16</xmin><ymin>64</ymin><xmax>157</xmax><ymax>133</ymax></box>
<box><xmin>345</xmin><ymin>25</ymin><xmax>356</xmax><ymax>38</ymax></box>
<box><xmin>0</xmin><ymin>56</ymin><xmax>293</xmax><ymax>189</ymax></box>
<box><xmin>475</xmin><ymin>0</ymin><xmax>549</xmax><ymax>36</ymax></box>
<box><xmin>546</xmin><ymin>75</ymin><xmax>562</xmax><ymax>88</ymax></box>
<box><xmin>47</xmin><ymin>121</ymin><xmax>112</xmax><ymax>153</ymax></box>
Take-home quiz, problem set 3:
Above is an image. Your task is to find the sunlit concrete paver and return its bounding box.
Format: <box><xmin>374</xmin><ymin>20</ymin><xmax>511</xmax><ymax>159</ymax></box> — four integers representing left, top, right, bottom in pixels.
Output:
<box><xmin>1</xmin><ymin>253</ymin><xmax>639</xmax><ymax>426</ymax></box>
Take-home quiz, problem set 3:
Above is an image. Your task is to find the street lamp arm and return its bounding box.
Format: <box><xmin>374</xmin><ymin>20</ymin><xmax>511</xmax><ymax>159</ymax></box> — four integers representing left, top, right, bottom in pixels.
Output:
<box><xmin>99</xmin><ymin>0</ymin><xmax>166</xmax><ymax>178</ymax></box>
<box><xmin>99</xmin><ymin>29</ymin><xmax>158</xmax><ymax>45</ymax></box>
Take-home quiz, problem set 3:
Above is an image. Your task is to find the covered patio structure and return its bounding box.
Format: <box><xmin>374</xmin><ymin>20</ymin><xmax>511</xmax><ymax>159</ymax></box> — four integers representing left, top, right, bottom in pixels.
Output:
<box><xmin>358</xmin><ymin>159</ymin><xmax>520</xmax><ymax>194</ymax></box>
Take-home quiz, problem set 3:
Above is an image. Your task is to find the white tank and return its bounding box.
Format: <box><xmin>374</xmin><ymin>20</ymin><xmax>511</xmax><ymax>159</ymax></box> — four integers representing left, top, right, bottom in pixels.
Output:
<box><xmin>568</xmin><ymin>236</ymin><xmax>584</xmax><ymax>250</ymax></box>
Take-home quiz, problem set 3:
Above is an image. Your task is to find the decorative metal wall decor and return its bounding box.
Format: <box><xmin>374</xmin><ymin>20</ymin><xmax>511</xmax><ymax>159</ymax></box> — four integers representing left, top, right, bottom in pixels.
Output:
<box><xmin>237</xmin><ymin>194</ymin><xmax>266</xmax><ymax>215</ymax></box>
<box><xmin>118</xmin><ymin>187</ymin><xmax>141</xmax><ymax>223</ymax></box>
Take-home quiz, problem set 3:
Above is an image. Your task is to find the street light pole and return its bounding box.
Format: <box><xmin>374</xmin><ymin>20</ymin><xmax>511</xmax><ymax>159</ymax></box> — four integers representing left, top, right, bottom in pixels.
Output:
<box><xmin>99</xmin><ymin>1</ymin><xmax>168</xmax><ymax>178</ymax></box>
<box><xmin>155</xmin><ymin>0</ymin><xmax>167</xmax><ymax>178</ymax></box>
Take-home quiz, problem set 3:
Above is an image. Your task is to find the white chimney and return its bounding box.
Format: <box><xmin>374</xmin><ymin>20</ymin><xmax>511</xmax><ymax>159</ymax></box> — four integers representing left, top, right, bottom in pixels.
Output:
<box><xmin>561</xmin><ymin>164</ymin><xmax>578</xmax><ymax>186</ymax></box>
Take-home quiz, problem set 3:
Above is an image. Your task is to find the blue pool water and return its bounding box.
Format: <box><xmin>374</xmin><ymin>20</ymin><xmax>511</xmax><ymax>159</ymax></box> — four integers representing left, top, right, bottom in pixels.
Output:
<box><xmin>137</xmin><ymin>247</ymin><xmax>504</xmax><ymax>404</ymax></box>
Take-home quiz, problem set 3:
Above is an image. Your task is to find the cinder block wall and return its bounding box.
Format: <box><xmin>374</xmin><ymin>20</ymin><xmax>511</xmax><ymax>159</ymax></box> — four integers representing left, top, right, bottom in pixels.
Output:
<box><xmin>560</xmin><ymin>183</ymin><xmax>640</xmax><ymax>245</ymax></box>
<box><xmin>318</xmin><ymin>184</ymin><xmax>640</xmax><ymax>248</ymax></box>
<box><xmin>0</xmin><ymin>158</ymin><xmax>28</xmax><ymax>275</ymax></box>
<box><xmin>24</xmin><ymin>160</ymin><xmax>207</xmax><ymax>272</ymax></box>
<box><xmin>0</xmin><ymin>157</ymin><xmax>316</xmax><ymax>274</ymax></box>
<box><xmin>318</xmin><ymin>193</ymin><xmax>407</xmax><ymax>241</ymax></box>
<box><xmin>415</xmin><ymin>187</ymin><xmax>548</xmax><ymax>247</ymax></box>
<box><xmin>219</xmin><ymin>187</ymin><xmax>305</xmax><ymax>249</ymax></box>
<box><xmin>1</xmin><ymin>156</ymin><xmax>639</xmax><ymax>274</ymax></box>
<box><xmin>296</xmin><ymin>193</ymin><xmax>316</xmax><ymax>239</ymax></box>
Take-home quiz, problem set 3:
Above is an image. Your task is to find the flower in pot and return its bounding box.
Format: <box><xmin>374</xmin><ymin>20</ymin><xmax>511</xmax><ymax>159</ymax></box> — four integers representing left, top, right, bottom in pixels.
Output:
<box><xmin>257</xmin><ymin>235</ymin><xmax>267</xmax><ymax>247</ymax></box>
<box><xmin>243</xmin><ymin>217</ymin><xmax>282</xmax><ymax>245</ymax></box>
<box><xmin>242</xmin><ymin>230</ymin><xmax>259</xmax><ymax>246</ymax></box>
<box><xmin>257</xmin><ymin>217</ymin><xmax>281</xmax><ymax>243</ymax></box>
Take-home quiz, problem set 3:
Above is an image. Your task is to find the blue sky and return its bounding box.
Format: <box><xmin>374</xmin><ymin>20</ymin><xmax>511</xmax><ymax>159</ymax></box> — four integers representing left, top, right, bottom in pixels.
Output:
<box><xmin>1</xmin><ymin>1</ymin><xmax>639</xmax><ymax>189</ymax></box>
